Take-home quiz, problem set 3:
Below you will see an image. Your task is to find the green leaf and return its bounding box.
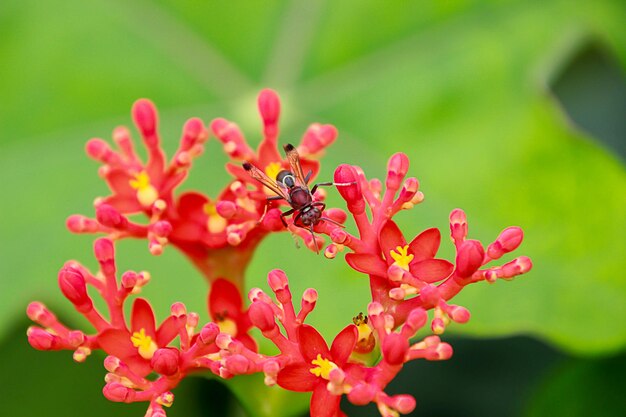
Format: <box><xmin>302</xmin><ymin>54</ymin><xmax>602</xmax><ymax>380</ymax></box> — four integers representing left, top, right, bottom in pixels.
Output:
<box><xmin>2</xmin><ymin>0</ymin><xmax>626</xmax><ymax>415</ymax></box>
<box><xmin>524</xmin><ymin>352</ymin><xmax>626</xmax><ymax>417</ymax></box>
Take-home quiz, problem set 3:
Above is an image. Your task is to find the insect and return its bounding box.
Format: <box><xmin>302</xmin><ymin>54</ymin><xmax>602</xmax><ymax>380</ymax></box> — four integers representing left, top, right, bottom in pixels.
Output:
<box><xmin>243</xmin><ymin>144</ymin><xmax>347</xmax><ymax>252</ymax></box>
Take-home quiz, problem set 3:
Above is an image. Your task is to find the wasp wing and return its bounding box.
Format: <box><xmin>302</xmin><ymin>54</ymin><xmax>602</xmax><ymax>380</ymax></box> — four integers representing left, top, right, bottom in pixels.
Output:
<box><xmin>243</xmin><ymin>162</ymin><xmax>290</xmax><ymax>200</ymax></box>
<box><xmin>283</xmin><ymin>144</ymin><xmax>309</xmax><ymax>187</ymax></box>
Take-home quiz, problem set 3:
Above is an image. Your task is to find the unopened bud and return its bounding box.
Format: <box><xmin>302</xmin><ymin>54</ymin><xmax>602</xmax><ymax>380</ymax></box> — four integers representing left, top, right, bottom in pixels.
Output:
<box><xmin>334</xmin><ymin>165</ymin><xmax>364</xmax><ymax>214</ymax></box>
<box><xmin>132</xmin><ymin>99</ymin><xmax>158</xmax><ymax>139</ymax></box>
<box><xmin>248</xmin><ymin>301</ymin><xmax>277</xmax><ymax>332</ymax></box>
<box><xmin>151</xmin><ymin>348</ymin><xmax>180</xmax><ymax>376</ymax></box>
<box><xmin>487</xmin><ymin>226</ymin><xmax>524</xmax><ymax>259</ymax></box>
<box><xmin>455</xmin><ymin>239</ymin><xmax>484</xmax><ymax>278</ymax></box>
<box><xmin>103</xmin><ymin>382</ymin><xmax>135</xmax><ymax>403</ymax></box>
<box><xmin>386</xmin><ymin>153</ymin><xmax>410</xmax><ymax>190</ymax></box>
<box><xmin>382</xmin><ymin>333</ymin><xmax>409</xmax><ymax>365</ymax></box>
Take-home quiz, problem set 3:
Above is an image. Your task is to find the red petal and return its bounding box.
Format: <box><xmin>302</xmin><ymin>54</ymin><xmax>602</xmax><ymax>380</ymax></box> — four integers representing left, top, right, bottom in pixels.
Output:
<box><xmin>345</xmin><ymin>253</ymin><xmax>388</xmax><ymax>276</ymax></box>
<box><xmin>101</xmin><ymin>195</ymin><xmax>142</xmax><ymax>214</ymax></box>
<box><xmin>97</xmin><ymin>328</ymin><xmax>135</xmax><ymax>358</ymax></box>
<box><xmin>330</xmin><ymin>324</ymin><xmax>358</xmax><ymax>366</ymax></box>
<box><xmin>209</xmin><ymin>279</ymin><xmax>243</xmax><ymax>320</ymax></box>
<box><xmin>226</xmin><ymin>163</ymin><xmax>252</xmax><ymax>183</ymax></box>
<box><xmin>237</xmin><ymin>332</ymin><xmax>258</xmax><ymax>353</ymax></box>
<box><xmin>379</xmin><ymin>220</ymin><xmax>406</xmax><ymax>263</ymax></box>
<box><xmin>176</xmin><ymin>192</ymin><xmax>208</xmax><ymax>223</ymax></box>
<box><xmin>156</xmin><ymin>316</ymin><xmax>179</xmax><ymax>347</ymax></box>
<box><xmin>410</xmin><ymin>259</ymin><xmax>454</xmax><ymax>283</ymax></box>
<box><xmin>409</xmin><ymin>228</ymin><xmax>441</xmax><ymax>261</ymax></box>
<box><xmin>300</xmin><ymin>159</ymin><xmax>320</xmax><ymax>185</ymax></box>
<box><xmin>104</xmin><ymin>169</ymin><xmax>135</xmax><ymax>196</ymax></box>
<box><xmin>310</xmin><ymin>382</ymin><xmax>341</xmax><ymax>417</ymax></box>
<box><xmin>257</xmin><ymin>138</ymin><xmax>281</xmax><ymax>167</ymax></box>
<box><xmin>131</xmin><ymin>298</ymin><xmax>156</xmax><ymax>336</ymax></box>
<box><xmin>124</xmin><ymin>355</ymin><xmax>154</xmax><ymax>378</ymax></box>
<box><xmin>298</xmin><ymin>325</ymin><xmax>330</xmax><ymax>363</ymax></box>
<box><xmin>276</xmin><ymin>363</ymin><xmax>319</xmax><ymax>392</ymax></box>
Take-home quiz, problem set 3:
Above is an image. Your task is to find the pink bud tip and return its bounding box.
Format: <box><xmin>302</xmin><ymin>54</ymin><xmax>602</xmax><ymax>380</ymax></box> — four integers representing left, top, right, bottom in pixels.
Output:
<box><xmin>347</xmin><ymin>383</ymin><xmax>376</xmax><ymax>405</ymax></box>
<box><xmin>324</xmin><ymin>244</ymin><xmax>339</xmax><ymax>259</ymax></box>
<box><xmin>330</xmin><ymin>228</ymin><xmax>348</xmax><ymax>244</ymax></box>
<box><xmin>435</xmin><ymin>342</ymin><xmax>453</xmax><ymax>360</ymax></box>
<box><xmin>96</xmin><ymin>204</ymin><xmax>127</xmax><ymax>230</ymax></box>
<box><xmin>392</xmin><ymin>394</ymin><xmax>417</xmax><ymax>414</ymax></box>
<box><xmin>501</xmin><ymin>256</ymin><xmax>533</xmax><ymax>277</ymax></box>
<box><xmin>449</xmin><ymin>208</ymin><xmax>468</xmax><ymax>242</ymax></box>
<box><xmin>152</xmin><ymin>221</ymin><xmax>172</xmax><ymax>237</ymax></box>
<box><xmin>368</xmin><ymin>302</ymin><xmax>384</xmax><ymax>317</ymax></box>
<box><xmin>68</xmin><ymin>330</ymin><xmax>85</xmax><ymax>347</ymax></box>
<box><xmin>104</xmin><ymin>356</ymin><xmax>122</xmax><ymax>373</ymax></box>
<box><xmin>199</xmin><ymin>323</ymin><xmax>220</xmax><ymax>345</ymax></box>
<box><xmin>85</xmin><ymin>138</ymin><xmax>112</xmax><ymax>161</ymax></box>
<box><xmin>405</xmin><ymin>308</ymin><xmax>428</xmax><ymax>332</ymax></box>
<box><xmin>267</xmin><ymin>269</ymin><xmax>289</xmax><ymax>292</ymax></box>
<box><xmin>151</xmin><ymin>348</ymin><xmax>180</xmax><ymax>376</ymax></box>
<box><xmin>248</xmin><ymin>301</ymin><xmax>277</xmax><ymax>332</ymax></box>
<box><xmin>386</xmin><ymin>152</ymin><xmax>410</xmax><ymax>190</ymax></box>
<box><xmin>26</xmin><ymin>302</ymin><xmax>52</xmax><ymax>325</ymax></box>
<box><xmin>132</xmin><ymin>99</ymin><xmax>157</xmax><ymax>137</ymax></box>
<box><xmin>58</xmin><ymin>267</ymin><xmax>91</xmax><ymax>311</ymax></box>
<box><xmin>258</xmin><ymin>89</ymin><xmax>281</xmax><ymax>127</ymax></box>
<box><xmin>27</xmin><ymin>327</ymin><xmax>55</xmax><ymax>350</ymax></box>
<box><xmin>387</xmin><ymin>265</ymin><xmax>406</xmax><ymax>282</ymax></box>
<box><xmin>170</xmin><ymin>302</ymin><xmax>187</xmax><ymax>317</ymax></box>
<box><xmin>216</xmin><ymin>333</ymin><xmax>233</xmax><ymax>350</ymax></box>
<box><xmin>300</xmin><ymin>123</ymin><xmax>338</xmax><ymax>155</ymax></box>
<box><xmin>389</xmin><ymin>287</ymin><xmax>406</xmax><ymax>300</ymax></box>
<box><xmin>455</xmin><ymin>239</ymin><xmax>485</xmax><ymax>278</ymax></box>
<box><xmin>225</xmin><ymin>354</ymin><xmax>251</xmax><ymax>374</ymax></box>
<box><xmin>382</xmin><ymin>333</ymin><xmax>409</xmax><ymax>365</ymax></box>
<box><xmin>216</xmin><ymin>201</ymin><xmax>237</xmax><ymax>219</ymax></box>
<box><xmin>487</xmin><ymin>226</ymin><xmax>524</xmax><ymax>259</ymax></box>
<box><xmin>302</xmin><ymin>288</ymin><xmax>318</xmax><ymax>304</ymax></box>
<box><xmin>66</xmin><ymin>214</ymin><xmax>99</xmax><ymax>233</ymax></box>
<box><xmin>181</xmin><ymin>117</ymin><xmax>207</xmax><ymax>149</ymax></box>
<box><xmin>103</xmin><ymin>382</ymin><xmax>135</xmax><ymax>402</ymax></box>
<box><xmin>121</xmin><ymin>271</ymin><xmax>138</xmax><ymax>289</ymax></box>
<box><xmin>334</xmin><ymin>165</ymin><xmax>364</xmax><ymax>214</ymax></box>
<box><xmin>447</xmin><ymin>305</ymin><xmax>471</xmax><ymax>323</ymax></box>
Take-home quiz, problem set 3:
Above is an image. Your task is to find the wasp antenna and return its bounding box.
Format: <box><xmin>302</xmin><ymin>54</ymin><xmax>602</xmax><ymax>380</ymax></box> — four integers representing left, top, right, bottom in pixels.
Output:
<box><xmin>243</xmin><ymin>162</ymin><xmax>253</xmax><ymax>171</ymax></box>
<box><xmin>283</xmin><ymin>143</ymin><xmax>295</xmax><ymax>152</ymax></box>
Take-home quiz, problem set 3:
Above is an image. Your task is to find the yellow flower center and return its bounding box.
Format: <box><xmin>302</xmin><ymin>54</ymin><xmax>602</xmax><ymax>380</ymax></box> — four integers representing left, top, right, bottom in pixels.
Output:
<box><xmin>129</xmin><ymin>171</ymin><xmax>158</xmax><ymax>207</ymax></box>
<box><xmin>309</xmin><ymin>354</ymin><xmax>338</xmax><ymax>380</ymax></box>
<box><xmin>203</xmin><ymin>202</ymin><xmax>227</xmax><ymax>233</ymax></box>
<box><xmin>130</xmin><ymin>328</ymin><xmax>158</xmax><ymax>360</ymax></box>
<box><xmin>217</xmin><ymin>318</ymin><xmax>238</xmax><ymax>336</ymax></box>
<box><xmin>390</xmin><ymin>245</ymin><xmax>414</xmax><ymax>271</ymax></box>
<box><xmin>263</xmin><ymin>162</ymin><xmax>283</xmax><ymax>195</ymax></box>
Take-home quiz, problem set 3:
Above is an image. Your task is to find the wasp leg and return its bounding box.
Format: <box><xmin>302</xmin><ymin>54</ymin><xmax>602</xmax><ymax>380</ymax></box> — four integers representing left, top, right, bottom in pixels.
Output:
<box><xmin>310</xmin><ymin>225</ymin><xmax>319</xmax><ymax>254</ymax></box>
<box><xmin>259</xmin><ymin>195</ymin><xmax>284</xmax><ymax>224</ymax></box>
<box><xmin>280</xmin><ymin>208</ymin><xmax>296</xmax><ymax>228</ymax></box>
<box><xmin>304</xmin><ymin>170</ymin><xmax>313</xmax><ymax>184</ymax></box>
<box><xmin>311</xmin><ymin>181</ymin><xmax>355</xmax><ymax>195</ymax></box>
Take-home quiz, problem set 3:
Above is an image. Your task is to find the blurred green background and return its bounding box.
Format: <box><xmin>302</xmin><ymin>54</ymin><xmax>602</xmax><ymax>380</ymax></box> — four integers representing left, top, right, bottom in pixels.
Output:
<box><xmin>1</xmin><ymin>0</ymin><xmax>625</xmax><ymax>416</ymax></box>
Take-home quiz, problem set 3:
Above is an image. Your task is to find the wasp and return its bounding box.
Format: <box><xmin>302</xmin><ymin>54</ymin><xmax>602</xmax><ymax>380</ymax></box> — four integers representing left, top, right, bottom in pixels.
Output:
<box><xmin>243</xmin><ymin>144</ymin><xmax>346</xmax><ymax>252</ymax></box>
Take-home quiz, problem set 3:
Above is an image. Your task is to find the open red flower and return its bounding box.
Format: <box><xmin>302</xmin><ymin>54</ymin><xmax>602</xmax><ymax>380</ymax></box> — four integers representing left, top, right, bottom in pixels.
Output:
<box><xmin>209</xmin><ymin>279</ymin><xmax>257</xmax><ymax>352</ymax></box>
<box><xmin>277</xmin><ymin>324</ymin><xmax>357</xmax><ymax>417</ymax></box>
<box><xmin>346</xmin><ymin>220</ymin><xmax>454</xmax><ymax>283</ymax></box>
<box><xmin>97</xmin><ymin>298</ymin><xmax>179</xmax><ymax>377</ymax></box>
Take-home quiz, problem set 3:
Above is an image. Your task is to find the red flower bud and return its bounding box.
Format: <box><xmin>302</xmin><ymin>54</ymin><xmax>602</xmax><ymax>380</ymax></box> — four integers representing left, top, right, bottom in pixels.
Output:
<box><xmin>94</xmin><ymin>238</ymin><xmax>115</xmax><ymax>276</ymax></box>
<box><xmin>487</xmin><ymin>226</ymin><xmax>524</xmax><ymax>259</ymax></box>
<box><xmin>27</xmin><ymin>327</ymin><xmax>57</xmax><ymax>350</ymax></box>
<box><xmin>450</xmin><ymin>208</ymin><xmax>468</xmax><ymax>243</ymax></box>
<box><xmin>382</xmin><ymin>333</ymin><xmax>409</xmax><ymax>365</ymax></box>
<box><xmin>455</xmin><ymin>239</ymin><xmax>484</xmax><ymax>278</ymax></box>
<box><xmin>258</xmin><ymin>89</ymin><xmax>280</xmax><ymax>129</ymax></box>
<box><xmin>96</xmin><ymin>204</ymin><xmax>127</xmax><ymax>229</ymax></box>
<box><xmin>347</xmin><ymin>383</ymin><xmax>377</xmax><ymax>405</ymax></box>
<box><xmin>386</xmin><ymin>153</ymin><xmax>410</xmax><ymax>190</ymax></box>
<box><xmin>391</xmin><ymin>394</ymin><xmax>417</xmax><ymax>414</ymax></box>
<box><xmin>199</xmin><ymin>323</ymin><xmax>220</xmax><ymax>345</ymax></box>
<box><xmin>151</xmin><ymin>348</ymin><xmax>180</xmax><ymax>376</ymax></box>
<box><xmin>132</xmin><ymin>99</ymin><xmax>158</xmax><ymax>140</ymax></box>
<box><xmin>58</xmin><ymin>267</ymin><xmax>92</xmax><ymax>312</ymax></box>
<box><xmin>334</xmin><ymin>164</ymin><xmax>364</xmax><ymax>214</ymax></box>
<box><xmin>103</xmin><ymin>382</ymin><xmax>135</xmax><ymax>403</ymax></box>
<box><xmin>225</xmin><ymin>354</ymin><xmax>251</xmax><ymax>374</ymax></box>
<box><xmin>267</xmin><ymin>269</ymin><xmax>289</xmax><ymax>292</ymax></box>
<box><xmin>248</xmin><ymin>301</ymin><xmax>277</xmax><ymax>332</ymax></box>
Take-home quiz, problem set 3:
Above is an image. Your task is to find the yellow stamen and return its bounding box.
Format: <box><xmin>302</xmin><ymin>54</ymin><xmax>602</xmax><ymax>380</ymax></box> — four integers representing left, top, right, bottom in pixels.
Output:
<box><xmin>156</xmin><ymin>392</ymin><xmax>174</xmax><ymax>407</ymax></box>
<box><xmin>390</xmin><ymin>245</ymin><xmax>414</xmax><ymax>271</ymax></box>
<box><xmin>203</xmin><ymin>202</ymin><xmax>227</xmax><ymax>233</ymax></box>
<box><xmin>309</xmin><ymin>354</ymin><xmax>338</xmax><ymax>380</ymax></box>
<box><xmin>129</xmin><ymin>171</ymin><xmax>158</xmax><ymax>207</ymax></box>
<box><xmin>263</xmin><ymin>162</ymin><xmax>283</xmax><ymax>195</ymax></box>
<box><xmin>130</xmin><ymin>328</ymin><xmax>158</xmax><ymax>360</ymax></box>
<box><xmin>217</xmin><ymin>318</ymin><xmax>238</xmax><ymax>336</ymax></box>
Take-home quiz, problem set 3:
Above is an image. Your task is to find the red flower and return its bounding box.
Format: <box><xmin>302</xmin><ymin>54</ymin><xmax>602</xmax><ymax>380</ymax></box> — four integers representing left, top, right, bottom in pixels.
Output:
<box><xmin>98</xmin><ymin>298</ymin><xmax>178</xmax><ymax>377</ymax></box>
<box><xmin>277</xmin><ymin>324</ymin><xmax>357</xmax><ymax>417</ymax></box>
<box><xmin>209</xmin><ymin>279</ymin><xmax>257</xmax><ymax>352</ymax></box>
<box><xmin>346</xmin><ymin>220</ymin><xmax>454</xmax><ymax>283</ymax></box>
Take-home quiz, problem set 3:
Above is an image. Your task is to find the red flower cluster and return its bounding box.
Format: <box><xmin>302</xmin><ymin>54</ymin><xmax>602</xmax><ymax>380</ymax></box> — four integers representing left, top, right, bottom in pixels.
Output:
<box><xmin>27</xmin><ymin>91</ymin><xmax>532</xmax><ymax>417</ymax></box>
